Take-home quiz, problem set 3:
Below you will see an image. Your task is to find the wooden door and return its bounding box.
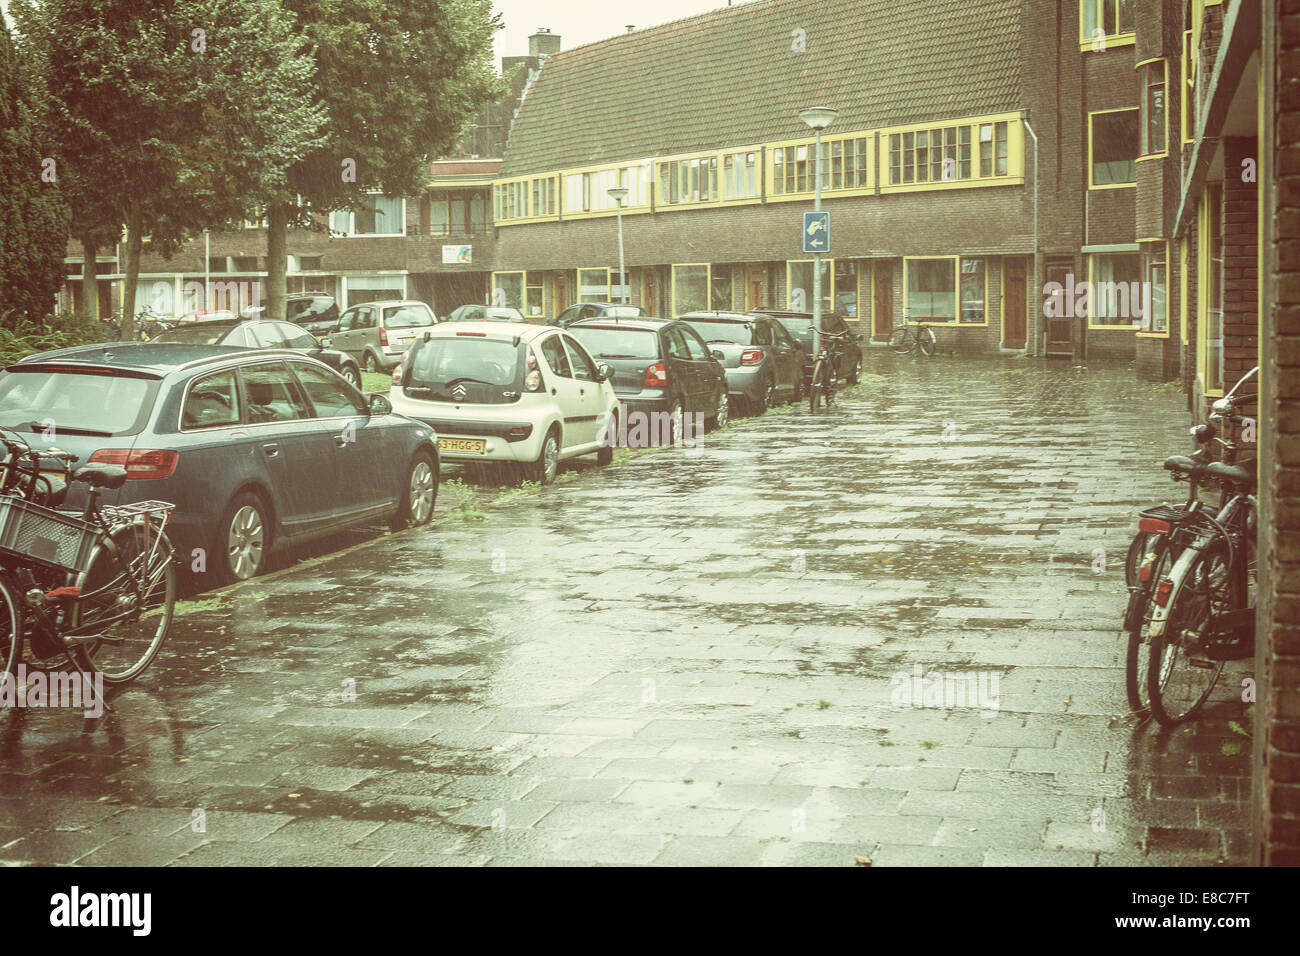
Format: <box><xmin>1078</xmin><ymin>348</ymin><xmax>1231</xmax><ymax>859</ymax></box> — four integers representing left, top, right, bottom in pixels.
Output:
<box><xmin>554</xmin><ymin>273</ymin><xmax>568</xmax><ymax>316</ymax></box>
<box><xmin>643</xmin><ymin>272</ymin><xmax>659</xmax><ymax>317</ymax></box>
<box><xmin>873</xmin><ymin>263</ymin><xmax>893</xmax><ymax>341</ymax></box>
<box><xmin>1003</xmin><ymin>257</ymin><xmax>1027</xmax><ymax>348</ymax></box>
<box><xmin>746</xmin><ymin>264</ymin><xmax>769</xmax><ymax>310</ymax></box>
<box><xmin>1044</xmin><ymin>259</ymin><xmax>1073</xmax><ymax>356</ymax></box>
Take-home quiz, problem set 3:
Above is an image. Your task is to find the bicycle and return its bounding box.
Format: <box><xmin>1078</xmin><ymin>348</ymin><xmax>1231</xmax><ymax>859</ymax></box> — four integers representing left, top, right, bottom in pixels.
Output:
<box><xmin>0</xmin><ymin>430</ymin><xmax>176</xmax><ymax>698</ymax></box>
<box><xmin>1141</xmin><ymin>368</ymin><xmax>1258</xmax><ymax>727</ymax></box>
<box><xmin>888</xmin><ymin>308</ymin><xmax>936</xmax><ymax>357</ymax></box>
<box><xmin>808</xmin><ymin>327</ymin><xmax>850</xmax><ymax>413</ymax></box>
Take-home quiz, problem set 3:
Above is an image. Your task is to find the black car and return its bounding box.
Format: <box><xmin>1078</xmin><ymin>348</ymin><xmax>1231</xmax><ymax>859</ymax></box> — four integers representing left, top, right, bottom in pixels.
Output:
<box><xmin>755</xmin><ymin>309</ymin><xmax>864</xmax><ymax>385</ymax></box>
<box><xmin>241</xmin><ymin>292</ymin><xmax>341</xmax><ymax>337</ymax></box>
<box><xmin>555</xmin><ymin>302</ymin><xmax>647</xmax><ymax>328</ymax></box>
<box><xmin>444</xmin><ymin>304</ymin><xmax>527</xmax><ymax>323</ymax></box>
<box><xmin>566</xmin><ymin>316</ymin><xmax>729</xmax><ymax>441</ymax></box>
<box><xmin>152</xmin><ymin>319</ymin><xmax>364</xmax><ymax>389</ymax></box>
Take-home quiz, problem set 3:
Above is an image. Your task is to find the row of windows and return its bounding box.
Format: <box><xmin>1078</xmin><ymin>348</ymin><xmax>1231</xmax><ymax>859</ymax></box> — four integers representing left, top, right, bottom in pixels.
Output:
<box><xmin>771</xmin><ymin>136</ymin><xmax>869</xmax><ymax>194</ymax></box>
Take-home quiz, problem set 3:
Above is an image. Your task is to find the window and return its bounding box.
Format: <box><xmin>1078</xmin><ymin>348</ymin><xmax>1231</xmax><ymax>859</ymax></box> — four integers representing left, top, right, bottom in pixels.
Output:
<box><xmin>672</xmin><ymin>264</ymin><xmax>709</xmax><ymax>316</ymax></box>
<box><xmin>344</xmin><ymin>275</ymin><xmax>404</xmax><ymax>306</ymax></box>
<box><xmin>183</xmin><ymin>370</ymin><xmax>241</xmax><ymax>430</ymax></box>
<box><xmin>658</xmin><ymin>157</ymin><xmax>718</xmax><ymax>205</ymax></box>
<box><xmin>493</xmin><ymin>271</ymin><xmax>524</xmax><ymax>310</ymax></box>
<box><xmin>526</xmin><ymin>273</ymin><xmax>544</xmax><ymax>318</ymax></box>
<box><xmin>834</xmin><ymin>261</ymin><xmax>858</xmax><ymax>317</ymax></box>
<box><xmin>1090</xmin><ymin>109</ymin><xmax>1139</xmax><ymax>186</ymax></box>
<box><xmin>723</xmin><ymin>152</ymin><xmax>758</xmax><ymax>199</ymax></box>
<box><xmin>562</xmin><ymin>336</ymin><xmax>598</xmax><ymax>381</ymax></box>
<box><xmin>959</xmin><ymin>259</ymin><xmax>986</xmax><ymax>324</ymax></box>
<box><xmin>1140</xmin><ymin>61</ymin><xmax>1167</xmax><ymax>156</ymax></box>
<box><xmin>539</xmin><ymin>334</ymin><xmax>571</xmax><ymax>377</ymax></box>
<box><xmin>1182</xmin><ymin>30</ymin><xmax>1195</xmax><ymax>143</ymax></box>
<box><xmin>891</xmin><ymin>123</ymin><xmax>987</xmax><ymax>186</ymax></box>
<box><xmin>292</xmin><ymin>362</ymin><xmax>365</xmax><ymax>417</ymax></box>
<box><xmin>240</xmin><ymin>362</ymin><xmax>310</xmax><ymax>423</ymax></box>
<box><xmin>249</xmin><ymin>324</ymin><xmax>285</xmax><ymax>349</ymax></box>
<box><xmin>711</xmin><ymin>269</ymin><xmax>733</xmax><ymax>310</ymax></box>
<box><xmin>1206</xmin><ymin>183</ymin><xmax>1224</xmax><ymax>391</ymax></box>
<box><xmin>331</xmin><ymin>195</ymin><xmax>404</xmax><ymax>236</ymax></box>
<box><xmin>680</xmin><ymin>327</ymin><xmax>711</xmax><ymax>362</ymax></box>
<box><xmin>1141</xmin><ymin>243</ymin><xmax>1168</xmax><ymax>333</ymax></box>
<box><xmin>578</xmin><ymin>268</ymin><xmax>609</xmax><ymax>301</ymax></box>
<box><xmin>1081</xmin><ymin>0</ymin><xmax>1135</xmax><ymax>45</ymax></box>
<box><xmin>1088</xmin><ymin>252</ymin><xmax>1142</xmax><ymax>326</ymax></box>
<box><xmin>905</xmin><ymin>258</ymin><xmax>957</xmax><ymax>322</ymax></box>
<box><xmin>787</xmin><ymin>260</ymin><xmax>831</xmax><ymax>314</ymax></box>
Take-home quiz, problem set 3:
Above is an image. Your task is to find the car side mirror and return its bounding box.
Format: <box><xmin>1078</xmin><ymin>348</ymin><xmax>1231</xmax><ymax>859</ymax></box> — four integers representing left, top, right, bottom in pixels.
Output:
<box><xmin>711</xmin><ymin>349</ymin><xmax>724</xmax><ymax>360</ymax></box>
<box><xmin>368</xmin><ymin>393</ymin><xmax>392</xmax><ymax>416</ymax></box>
<box><xmin>856</xmin><ymin>333</ymin><xmax>863</xmax><ymax>342</ymax></box>
<box><xmin>596</xmin><ymin>362</ymin><xmax>614</xmax><ymax>382</ymax></box>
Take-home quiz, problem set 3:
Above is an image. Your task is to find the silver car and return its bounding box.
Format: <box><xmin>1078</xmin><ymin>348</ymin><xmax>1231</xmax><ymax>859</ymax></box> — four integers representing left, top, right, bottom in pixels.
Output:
<box><xmin>327</xmin><ymin>300</ymin><xmax>438</xmax><ymax>373</ymax></box>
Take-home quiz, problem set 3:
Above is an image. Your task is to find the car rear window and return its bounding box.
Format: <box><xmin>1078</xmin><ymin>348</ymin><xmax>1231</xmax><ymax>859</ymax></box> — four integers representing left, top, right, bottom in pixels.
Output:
<box><xmin>153</xmin><ymin>325</ymin><xmax>232</xmax><ymax>345</ymax></box>
<box><xmin>775</xmin><ymin>317</ymin><xmax>814</xmax><ymax>333</ymax></box>
<box><xmin>0</xmin><ymin>369</ymin><xmax>158</xmax><ymax>436</ymax></box>
<box><xmin>603</xmin><ymin>306</ymin><xmax>643</xmax><ymax>318</ymax></box>
<box><xmin>405</xmin><ymin>337</ymin><xmax>523</xmax><ymax>404</ymax></box>
<box><xmin>683</xmin><ymin>320</ymin><xmax>752</xmax><ymax>345</ymax></box>
<box><xmin>383</xmin><ymin>305</ymin><xmax>435</xmax><ymax>329</ymax></box>
<box><xmin>568</xmin><ymin>326</ymin><xmax>659</xmax><ymax>360</ymax></box>
<box><xmin>485</xmin><ymin>308</ymin><xmax>524</xmax><ymax>322</ymax></box>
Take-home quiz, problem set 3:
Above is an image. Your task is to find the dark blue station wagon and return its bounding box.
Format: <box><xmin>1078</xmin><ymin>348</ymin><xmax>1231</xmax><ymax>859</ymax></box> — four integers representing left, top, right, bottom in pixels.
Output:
<box><xmin>0</xmin><ymin>344</ymin><xmax>439</xmax><ymax>585</ymax></box>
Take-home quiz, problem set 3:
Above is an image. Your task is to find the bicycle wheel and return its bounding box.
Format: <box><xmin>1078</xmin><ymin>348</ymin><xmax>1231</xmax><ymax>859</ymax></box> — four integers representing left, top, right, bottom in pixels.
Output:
<box><xmin>1123</xmin><ymin>537</ymin><xmax>1173</xmax><ymax>715</ymax></box>
<box><xmin>888</xmin><ymin>327</ymin><xmax>913</xmax><ymax>354</ymax></box>
<box><xmin>918</xmin><ymin>326</ymin><xmax>937</xmax><ymax>356</ymax></box>
<box><xmin>0</xmin><ymin>572</ymin><xmax>23</xmax><ymax>708</ymax></box>
<box><xmin>71</xmin><ymin>524</ymin><xmax>176</xmax><ymax>684</ymax></box>
<box><xmin>809</xmin><ymin>360</ymin><xmax>824</xmax><ymax>412</ymax></box>
<box><xmin>1146</xmin><ymin>542</ymin><xmax>1231</xmax><ymax>727</ymax></box>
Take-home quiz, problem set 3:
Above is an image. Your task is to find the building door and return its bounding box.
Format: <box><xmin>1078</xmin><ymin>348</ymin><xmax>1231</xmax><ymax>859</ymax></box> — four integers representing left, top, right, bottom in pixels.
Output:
<box><xmin>1043</xmin><ymin>259</ymin><xmax>1073</xmax><ymax>356</ymax></box>
<box><xmin>643</xmin><ymin>272</ymin><xmax>659</xmax><ymax>317</ymax></box>
<box><xmin>873</xmin><ymin>263</ymin><xmax>893</xmax><ymax>341</ymax></box>
<box><xmin>554</xmin><ymin>273</ymin><xmax>568</xmax><ymax>316</ymax></box>
<box><xmin>1003</xmin><ymin>257</ymin><xmax>1027</xmax><ymax>349</ymax></box>
<box><xmin>746</xmin><ymin>264</ymin><xmax>770</xmax><ymax>310</ymax></box>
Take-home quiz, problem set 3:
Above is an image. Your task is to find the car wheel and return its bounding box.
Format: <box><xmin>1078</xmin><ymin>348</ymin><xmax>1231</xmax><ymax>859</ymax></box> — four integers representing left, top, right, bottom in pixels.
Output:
<box><xmin>752</xmin><ymin>379</ymin><xmax>772</xmax><ymax>415</ymax></box>
<box><xmin>363</xmin><ymin>352</ymin><xmax>378</xmax><ymax>373</ymax></box>
<box><xmin>708</xmin><ymin>388</ymin><xmax>729</xmax><ymax>431</ymax></box>
<box><xmin>341</xmin><ymin>364</ymin><xmax>362</xmax><ymax>389</ymax></box>
<box><xmin>214</xmin><ymin>491</ymin><xmax>269</xmax><ymax>585</ymax></box>
<box><xmin>390</xmin><ymin>449</ymin><xmax>438</xmax><ymax>530</ymax></box>
<box><xmin>847</xmin><ymin>356</ymin><xmax>862</xmax><ymax>384</ymax></box>
<box><xmin>524</xmin><ymin>428</ymin><xmax>560</xmax><ymax>485</ymax></box>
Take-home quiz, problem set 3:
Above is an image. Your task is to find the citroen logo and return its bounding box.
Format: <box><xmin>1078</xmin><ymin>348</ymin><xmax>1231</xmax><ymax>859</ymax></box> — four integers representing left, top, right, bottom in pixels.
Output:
<box><xmin>451</xmin><ymin>383</ymin><xmax>467</xmax><ymax>400</ymax></box>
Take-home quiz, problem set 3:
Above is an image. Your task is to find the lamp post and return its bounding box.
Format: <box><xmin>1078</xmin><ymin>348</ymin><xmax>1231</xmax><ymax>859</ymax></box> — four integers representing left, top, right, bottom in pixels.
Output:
<box><xmin>608</xmin><ymin>186</ymin><xmax>629</xmax><ymax>303</ymax></box>
<box><xmin>798</xmin><ymin>106</ymin><xmax>837</xmax><ymax>359</ymax></box>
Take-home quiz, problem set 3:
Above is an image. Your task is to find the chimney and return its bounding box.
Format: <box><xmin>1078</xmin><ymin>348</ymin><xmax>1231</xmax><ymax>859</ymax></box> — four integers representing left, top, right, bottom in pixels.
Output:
<box><xmin>529</xmin><ymin>28</ymin><xmax>561</xmax><ymax>58</ymax></box>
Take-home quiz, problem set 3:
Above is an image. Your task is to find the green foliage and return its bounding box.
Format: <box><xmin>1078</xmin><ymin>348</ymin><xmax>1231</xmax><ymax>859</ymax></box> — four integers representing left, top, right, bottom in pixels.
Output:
<box><xmin>0</xmin><ymin>310</ymin><xmax>103</xmax><ymax>366</ymax></box>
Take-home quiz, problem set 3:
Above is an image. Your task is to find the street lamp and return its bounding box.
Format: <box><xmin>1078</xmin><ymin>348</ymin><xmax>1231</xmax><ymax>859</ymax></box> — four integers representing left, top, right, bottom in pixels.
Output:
<box><xmin>608</xmin><ymin>185</ymin><xmax>629</xmax><ymax>303</ymax></box>
<box><xmin>799</xmin><ymin>106</ymin><xmax>837</xmax><ymax>359</ymax></box>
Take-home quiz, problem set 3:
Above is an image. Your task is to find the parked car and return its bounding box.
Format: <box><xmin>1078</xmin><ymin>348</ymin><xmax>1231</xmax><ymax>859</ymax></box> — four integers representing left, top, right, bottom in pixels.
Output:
<box><xmin>555</xmin><ymin>302</ymin><xmax>647</xmax><ymax>328</ymax></box>
<box><xmin>389</xmin><ymin>322</ymin><xmax>618</xmax><ymax>485</ymax></box>
<box><xmin>566</xmin><ymin>316</ymin><xmax>728</xmax><ymax>438</ymax></box>
<box><xmin>445</xmin><ymin>304</ymin><xmax>527</xmax><ymax>323</ymax></box>
<box><xmin>241</xmin><ymin>292</ymin><xmax>341</xmax><ymax>338</ymax></box>
<box><xmin>178</xmin><ymin>309</ymin><xmax>238</xmax><ymax>323</ymax></box>
<box><xmin>754</xmin><ymin>309</ymin><xmax>864</xmax><ymax>385</ymax></box>
<box><xmin>151</xmin><ymin>319</ymin><xmax>364</xmax><ymax>389</ymax></box>
<box><xmin>0</xmin><ymin>344</ymin><xmax>439</xmax><ymax>584</ymax></box>
<box><xmin>679</xmin><ymin>311</ymin><xmax>804</xmax><ymax>413</ymax></box>
<box><xmin>326</xmin><ymin>300</ymin><xmax>437</xmax><ymax>373</ymax></box>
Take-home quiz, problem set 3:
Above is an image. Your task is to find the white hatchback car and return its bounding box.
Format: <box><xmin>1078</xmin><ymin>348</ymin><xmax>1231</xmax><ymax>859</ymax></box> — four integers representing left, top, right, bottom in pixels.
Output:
<box><xmin>389</xmin><ymin>322</ymin><xmax>620</xmax><ymax>484</ymax></box>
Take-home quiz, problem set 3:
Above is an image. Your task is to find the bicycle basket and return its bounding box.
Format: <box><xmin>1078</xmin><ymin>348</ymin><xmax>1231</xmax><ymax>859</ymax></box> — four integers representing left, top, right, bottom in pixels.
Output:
<box><xmin>0</xmin><ymin>495</ymin><xmax>99</xmax><ymax>574</ymax></box>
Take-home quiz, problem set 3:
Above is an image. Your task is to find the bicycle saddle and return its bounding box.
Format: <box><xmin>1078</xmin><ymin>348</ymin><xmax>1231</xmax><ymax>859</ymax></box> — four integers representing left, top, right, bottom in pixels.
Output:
<box><xmin>1163</xmin><ymin>455</ymin><xmax>1206</xmax><ymax>476</ymax></box>
<box><xmin>1205</xmin><ymin>459</ymin><xmax>1256</xmax><ymax>489</ymax></box>
<box><xmin>72</xmin><ymin>463</ymin><xmax>128</xmax><ymax>489</ymax></box>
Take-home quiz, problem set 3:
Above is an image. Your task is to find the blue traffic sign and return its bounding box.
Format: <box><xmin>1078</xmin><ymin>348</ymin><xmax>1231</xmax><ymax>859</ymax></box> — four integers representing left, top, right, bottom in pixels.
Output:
<box><xmin>802</xmin><ymin>211</ymin><xmax>830</xmax><ymax>253</ymax></box>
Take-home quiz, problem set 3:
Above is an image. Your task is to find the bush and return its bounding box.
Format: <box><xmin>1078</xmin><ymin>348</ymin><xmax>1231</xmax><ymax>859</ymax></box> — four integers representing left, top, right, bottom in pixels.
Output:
<box><xmin>0</xmin><ymin>310</ymin><xmax>106</xmax><ymax>367</ymax></box>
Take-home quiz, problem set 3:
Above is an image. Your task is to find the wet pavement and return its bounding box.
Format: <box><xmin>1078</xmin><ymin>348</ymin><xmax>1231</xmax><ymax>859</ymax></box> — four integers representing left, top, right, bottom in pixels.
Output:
<box><xmin>0</xmin><ymin>353</ymin><xmax>1252</xmax><ymax>866</ymax></box>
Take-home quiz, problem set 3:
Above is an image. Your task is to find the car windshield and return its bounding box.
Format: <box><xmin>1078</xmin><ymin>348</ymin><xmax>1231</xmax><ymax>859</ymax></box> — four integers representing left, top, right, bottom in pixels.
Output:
<box><xmin>383</xmin><ymin>305</ymin><xmax>435</xmax><ymax>329</ymax></box>
<box><xmin>0</xmin><ymin>369</ymin><xmax>156</xmax><ymax>436</ymax></box>
<box><xmin>683</xmin><ymin>320</ymin><xmax>752</xmax><ymax>345</ymax></box>
<box><xmin>568</xmin><ymin>326</ymin><xmax>658</xmax><ymax>359</ymax></box>
<box><xmin>774</xmin><ymin>316</ymin><xmax>814</xmax><ymax>334</ymax></box>
<box><xmin>287</xmin><ymin>300</ymin><xmax>317</xmax><ymax>320</ymax></box>
<box><xmin>152</xmin><ymin>325</ymin><xmax>232</xmax><ymax>345</ymax></box>
<box><xmin>407</xmin><ymin>337</ymin><xmax>520</xmax><ymax>388</ymax></box>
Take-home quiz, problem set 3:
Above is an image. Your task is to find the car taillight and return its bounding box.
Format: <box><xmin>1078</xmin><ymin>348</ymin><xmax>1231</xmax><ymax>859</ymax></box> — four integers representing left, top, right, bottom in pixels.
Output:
<box><xmin>741</xmin><ymin>348</ymin><xmax>764</xmax><ymax>366</ymax></box>
<box><xmin>525</xmin><ymin>369</ymin><xmax>543</xmax><ymax>392</ymax></box>
<box><xmin>1139</xmin><ymin>518</ymin><xmax>1171</xmax><ymax>534</ymax></box>
<box><xmin>1155</xmin><ymin>578</ymin><xmax>1174</xmax><ymax>607</ymax></box>
<box><xmin>644</xmin><ymin>363</ymin><xmax>667</xmax><ymax>387</ymax></box>
<box><xmin>88</xmin><ymin>449</ymin><xmax>179</xmax><ymax>480</ymax></box>
<box><xmin>392</xmin><ymin>363</ymin><xmax>403</xmax><ymax>386</ymax></box>
<box><xmin>379</xmin><ymin>328</ymin><xmax>389</xmax><ymax>347</ymax></box>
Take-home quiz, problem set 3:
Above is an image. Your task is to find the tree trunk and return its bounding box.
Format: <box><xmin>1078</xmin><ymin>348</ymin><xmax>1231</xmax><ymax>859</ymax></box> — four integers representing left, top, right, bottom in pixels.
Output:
<box><xmin>121</xmin><ymin>201</ymin><xmax>144</xmax><ymax>342</ymax></box>
<box><xmin>79</xmin><ymin>236</ymin><xmax>99</xmax><ymax>328</ymax></box>
<box><xmin>265</xmin><ymin>202</ymin><xmax>290</xmax><ymax>320</ymax></box>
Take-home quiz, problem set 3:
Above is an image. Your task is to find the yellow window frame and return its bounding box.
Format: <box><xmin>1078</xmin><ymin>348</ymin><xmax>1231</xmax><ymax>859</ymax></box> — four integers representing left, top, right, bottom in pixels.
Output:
<box><xmin>670</xmin><ymin>263</ymin><xmax>712</xmax><ymax>318</ymax></box>
<box><xmin>577</xmin><ymin>266</ymin><xmax>612</xmax><ymax>303</ymax></box>
<box><xmin>766</xmin><ymin>133</ymin><xmax>875</xmax><ymax>204</ymax></box>
<box><xmin>1136</xmin><ymin>58</ymin><xmax>1169</xmax><ymax>161</ymax></box>
<box><xmin>1078</xmin><ymin>0</ymin><xmax>1136</xmax><ymax>52</ymax></box>
<box><xmin>1135</xmin><ymin>239</ymin><xmax>1170</xmax><ymax>338</ymax></box>
<box><xmin>1196</xmin><ymin>187</ymin><xmax>1225</xmax><ymax>396</ymax></box>
<box><xmin>879</xmin><ymin>113</ymin><xmax>1024</xmax><ymax>193</ymax></box>
<box><xmin>491</xmin><ymin>270</ymin><xmax>526</xmax><ymax>311</ymax></box>
<box><xmin>1179</xmin><ymin>235</ymin><xmax>1189</xmax><ymax>345</ymax></box>
<box><xmin>785</xmin><ymin>259</ymin><xmax>835</xmax><ymax>313</ymax></box>
<box><xmin>1181</xmin><ymin>30</ymin><xmax>1195</xmax><ymax>144</ymax></box>
<box><xmin>1086</xmin><ymin>251</ymin><xmax>1143</xmax><ymax>330</ymax></box>
<box><xmin>561</xmin><ymin>161</ymin><xmax>653</xmax><ymax>221</ymax></box>
<box><xmin>1088</xmin><ymin>108</ymin><xmax>1139</xmax><ymax>190</ymax></box>
<box><xmin>902</xmin><ymin>256</ymin><xmax>989</xmax><ymax>326</ymax></box>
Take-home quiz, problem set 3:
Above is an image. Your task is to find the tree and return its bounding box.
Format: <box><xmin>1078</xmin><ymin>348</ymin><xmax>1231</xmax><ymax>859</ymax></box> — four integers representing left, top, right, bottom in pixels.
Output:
<box><xmin>261</xmin><ymin>0</ymin><xmax>504</xmax><ymax>320</ymax></box>
<box><xmin>11</xmin><ymin>0</ymin><xmax>325</xmax><ymax>337</ymax></box>
<box><xmin>0</xmin><ymin>17</ymin><xmax>70</xmax><ymax>325</ymax></box>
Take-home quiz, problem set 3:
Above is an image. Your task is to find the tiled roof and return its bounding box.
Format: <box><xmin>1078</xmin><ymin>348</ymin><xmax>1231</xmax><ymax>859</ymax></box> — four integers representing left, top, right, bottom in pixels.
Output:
<box><xmin>499</xmin><ymin>0</ymin><xmax>1022</xmax><ymax>176</ymax></box>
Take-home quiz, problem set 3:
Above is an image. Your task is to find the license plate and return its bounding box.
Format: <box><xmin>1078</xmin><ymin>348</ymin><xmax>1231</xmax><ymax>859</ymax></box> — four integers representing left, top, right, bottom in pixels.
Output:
<box><xmin>438</xmin><ymin>437</ymin><xmax>485</xmax><ymax>454</ymax></box>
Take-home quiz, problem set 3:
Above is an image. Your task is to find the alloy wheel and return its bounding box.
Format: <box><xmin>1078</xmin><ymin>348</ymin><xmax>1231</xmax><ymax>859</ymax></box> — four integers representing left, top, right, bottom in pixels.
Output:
<box><xmin>227</xmin><ymin>505</ymin><xmax>265</xmax><ymax>580</ymax></box>
<box><xmin>409</xmin><ymin>460</ymin><xmax>435</xmax><ymax>523</ymax></box>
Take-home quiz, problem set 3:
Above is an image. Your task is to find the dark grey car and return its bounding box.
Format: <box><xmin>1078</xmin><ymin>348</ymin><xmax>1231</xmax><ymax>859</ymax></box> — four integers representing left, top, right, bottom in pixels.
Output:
<box><xmin>754</xmin><ymin>309</ymin><xmax>864</xmax><ymax>385</ymax></box>
<box><xmin>0</xmin><ymin>344</ymin><xmax>439</xmax><ymax>586</ymax></box>
<box><xmin>680</xmin><ymin>311</ymin><xmax>804</xmax><ymax>414</ymax></box>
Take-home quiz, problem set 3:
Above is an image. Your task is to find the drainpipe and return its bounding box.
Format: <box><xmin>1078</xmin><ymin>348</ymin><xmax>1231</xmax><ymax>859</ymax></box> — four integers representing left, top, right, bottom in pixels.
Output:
<box><xmin>1024</xmin><ymin>118</ymin><xmax>1040</xmax><ymax>356</ymax></box>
